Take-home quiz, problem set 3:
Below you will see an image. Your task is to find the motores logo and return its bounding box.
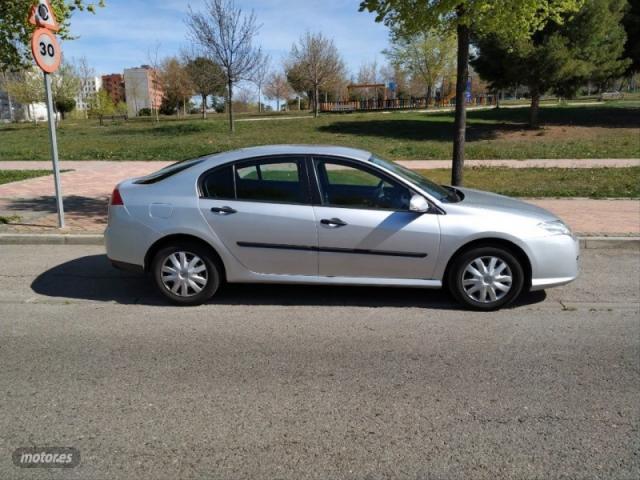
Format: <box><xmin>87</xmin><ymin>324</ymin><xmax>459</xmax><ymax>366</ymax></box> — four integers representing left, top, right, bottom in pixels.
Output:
<box><xmin>12</xmin><ymin>447</ymin><xmax>80</xmax><ymax>468</ymax></box>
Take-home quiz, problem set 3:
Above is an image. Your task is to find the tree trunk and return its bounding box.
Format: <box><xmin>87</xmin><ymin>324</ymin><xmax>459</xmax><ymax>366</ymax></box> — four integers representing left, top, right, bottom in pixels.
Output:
<box><xmin>201</xmin><ymin>94</ymin><xmax>207</xmax><ymax>119</ymax></box>
<box><xmin>529</xmin><ymin>90</ymin><xmax>541</xmax><ymax>128</ymax></box>
<box><xmin>426</xmin><ymin>84</ymin><xmax>432</xmax><ymax>106</ymax></box>
<box><xmin>7</xmin><ymin>91</ymin><xmax>14</xmax><ymax>122</ymax></box>
<box><xmin>313</xmin><ymin>86</ymin><xmax>319</xmax><ymax>118</ymax></box>
<box><xmin>496</xmin><ymin>90</ymin><xmax>501</xmax><ymax>109</ymax></box>
<box><xmin>451</xmin><ymin>17</ymin><xmax>470</xmax><ymax>187</ymax></box>
<box><xmin>258</xmin><ymin>86</ymin><xmax>261</xmax><ymax>113</ymax></box>
<box><xmin>227</xmin><ymin>80</ymin><xmax>234</xmax><ymax>132</ymax></box>
<box><xmin>276</xmin><ymin>98</ymin><xmax>280</xmax><ymax>112</ymax></box>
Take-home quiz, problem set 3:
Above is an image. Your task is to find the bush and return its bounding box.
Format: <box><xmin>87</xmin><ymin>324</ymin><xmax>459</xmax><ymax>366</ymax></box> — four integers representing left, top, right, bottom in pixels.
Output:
<box><xmin>138</xmin><ymin>108</ymin><xmax>151</xmax><ymax>116</ymax></box>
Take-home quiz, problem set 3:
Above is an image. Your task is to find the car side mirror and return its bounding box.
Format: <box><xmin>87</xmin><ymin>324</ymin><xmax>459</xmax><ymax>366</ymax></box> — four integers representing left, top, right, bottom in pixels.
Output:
<box><xmin>409</xmin><ymin>194</ymin><xmax>430</xmax><ymax>213</ymax></box>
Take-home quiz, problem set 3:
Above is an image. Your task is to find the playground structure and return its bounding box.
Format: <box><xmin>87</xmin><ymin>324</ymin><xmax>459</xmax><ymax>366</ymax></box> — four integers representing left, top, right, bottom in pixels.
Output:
<box><xmin>320</xmin><ymin>76</ymin><xmax>496</xmax><ymax>113</ymax></box>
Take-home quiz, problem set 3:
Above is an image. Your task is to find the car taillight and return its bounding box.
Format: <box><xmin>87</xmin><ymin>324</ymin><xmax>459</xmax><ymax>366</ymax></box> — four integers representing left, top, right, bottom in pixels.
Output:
<box><xmin>110</xmin><ymin>187</ymin><xmax>124</xmax><ymax>206</ymax></box>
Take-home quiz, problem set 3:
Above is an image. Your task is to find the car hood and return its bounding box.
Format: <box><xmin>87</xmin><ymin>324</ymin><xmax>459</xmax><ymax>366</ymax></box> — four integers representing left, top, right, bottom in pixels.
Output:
<box><xmin>453</xmin><ymin>187</ymin><xmax>559</xmax><ymax>222</ymax></box>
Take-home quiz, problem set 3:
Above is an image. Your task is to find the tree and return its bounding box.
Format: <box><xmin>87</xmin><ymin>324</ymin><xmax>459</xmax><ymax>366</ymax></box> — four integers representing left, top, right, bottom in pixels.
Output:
<box><xmin>88</xmin><ymin>88</ymin><xmax>114</xmax><ymax>125</ymax></box>
<box><xmin>3</xmin><ymin>67</ymin><xmax>44</xmax><ymax>123</ymax></box>
<box><xmin>380</xmin><ymin>62</ymin><xmax>410</xmax><ymax>98</ymax></box>
<box><xmin>286</xmin><ymin>32</ymin><xmax>346</xmax><ymax>117</ymax></box>
<box><xmin>115</xmin><ymin>101</ymin><xmax>127</xmax><ymax>117</ymax></box>
<box><xmin>285</xmin><ymin>61</ymin><xmax>312</xmax><ymax>108</ymax></box>
<box><xmin>264</xmin><ymin>72</ymin><xmax>293</xmax><ymax>111</ymax></box>
<box><xmin>384</xmin><ymin>27</ymin><xmax>456</xmax><ymax>104</ymax></box>
<box><xmin>0</xmin><ymin>71</ymin><xmax>19</xmax><ymax>121</ymax></box>
<box><xmin>186</xmin><ymin>0</ymin><xmax>263</xmax><ymax>132</ymax></box>
<box><xmin>472</xmin><ymin>0</ymin><xmax>630</xmax><ymax>127</ymax></box>
<box><xmin>359</xmin><ymin>0</ymin><xmax>585</xmax><ymax>186</ymax></box>
<box><xmin>159</xmin><ymin>57</ymin><xmax>193</xmax><ymax>116</ymax></box>
<box><xmin>356</xmin><ymin>60</ymin><xmax>380</xmax><ymax>101</ymax></box>
<box><xmin>184</xmin><ymin>55</ymin><xmax>225</xmax><ymax>119</ymax></box>
<box><xmin>55</xmin><ymin>97</ymin><xmax>75</xmax><ymax>119</ymax></box>
<box><xmin>0</xmin><ymin>0</ymin><xmax>104</xmax><ymax>71</ymax></box>
<box><xmin>74</xmin><ymin>56</ymin><xmax>94</xmax><ymax>118</ymax></box>
<box><xmin>251</xmin><ymin>53</ymin><xmax>270</xmax><ymax>113</ymax></box>
<box><xmin>622</xmin><ymin>0</ymin><xmax>640</xmax><ymax>74</ymax></box>
<box><xmin>51</xmin><ymin>61</ymin><xmax>80</xmax><ymax>119</ymax></box>
<box><xmin>146</xmin><ymin>43</ymin><xmax>162</xmax><ymax>122</ymax></box>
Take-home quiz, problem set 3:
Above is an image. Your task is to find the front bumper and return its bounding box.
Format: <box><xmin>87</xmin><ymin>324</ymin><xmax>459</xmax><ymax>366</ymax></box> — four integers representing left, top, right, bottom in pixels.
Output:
<box><xmin>528</xmin><ymin>234</ymin><xmax>580</xmax><ymax>291</ymax></box>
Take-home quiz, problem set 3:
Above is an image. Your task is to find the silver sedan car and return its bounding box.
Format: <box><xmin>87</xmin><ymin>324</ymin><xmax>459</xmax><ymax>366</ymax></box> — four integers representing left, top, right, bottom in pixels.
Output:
<box><xmin>105</xmin><ymin>145</ymin><xmax>579</xmax><ymax>310</ymax></box>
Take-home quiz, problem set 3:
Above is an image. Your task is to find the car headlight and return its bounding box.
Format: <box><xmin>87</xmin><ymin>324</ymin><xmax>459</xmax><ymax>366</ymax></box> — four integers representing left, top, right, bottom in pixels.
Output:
<box><xmin>538</xmin><ymin>220</ymin><xmax>572</xmax><ymax>236</ymax></box>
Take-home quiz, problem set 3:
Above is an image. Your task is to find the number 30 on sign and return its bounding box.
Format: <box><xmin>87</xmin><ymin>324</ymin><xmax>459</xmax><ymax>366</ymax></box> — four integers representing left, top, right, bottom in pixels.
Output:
<box><xmin>31</xmin><ymin>27</ymin><xmax>61</xmax><ymax>73</ymax></box>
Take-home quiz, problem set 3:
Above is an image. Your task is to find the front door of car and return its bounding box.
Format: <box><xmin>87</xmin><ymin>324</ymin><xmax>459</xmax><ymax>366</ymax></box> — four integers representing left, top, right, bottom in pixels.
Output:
<box><xmin>311</xmin><ymin>157</ymin><xmax>441</xmax><ymax>279</ymax></box>
<box><xmin>198</xmin><ymin>156</ymin><xmax>318</xmax><ymax>276</ymax></box>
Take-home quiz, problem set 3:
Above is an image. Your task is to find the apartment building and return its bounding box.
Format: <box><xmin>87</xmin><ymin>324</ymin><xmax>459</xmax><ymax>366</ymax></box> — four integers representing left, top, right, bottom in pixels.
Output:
<box><xmin>102</xmin><ymin>73</ymin><xmax>126</xmax><ymax>105</ymax></box>
<box><xmin>123</xmin><ymin>65</ymin><xmax>163</xmax><ymax>117</ymax></box>
<box><xmin>75</xmin><ymin>76</ymin><xmax>102</xmax><ymax>111</ymax></box>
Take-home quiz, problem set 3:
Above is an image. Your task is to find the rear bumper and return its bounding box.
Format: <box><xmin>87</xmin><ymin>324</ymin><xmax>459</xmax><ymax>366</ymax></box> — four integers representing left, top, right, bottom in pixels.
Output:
<box><xmin>104</xmin><ymin>205</ymin><xmax>155</xmax><ymax>269</ymax></box>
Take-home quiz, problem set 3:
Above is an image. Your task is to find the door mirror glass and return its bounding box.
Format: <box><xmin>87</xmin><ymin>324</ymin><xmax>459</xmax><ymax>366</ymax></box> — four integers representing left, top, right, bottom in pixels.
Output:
<box><xmin>409</xmin><ymin>194</ymin><xmax>429</xmax><ymax>213</ymax></box>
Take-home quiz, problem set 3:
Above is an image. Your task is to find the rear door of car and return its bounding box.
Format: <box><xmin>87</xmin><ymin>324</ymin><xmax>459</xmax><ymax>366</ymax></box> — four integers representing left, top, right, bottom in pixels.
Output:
<box><xmin>310</xmin><ymin>156</ymin><xmax>441</xmax><ymax>279</ymax></box>
<box><xmin>198</xmin><ymin>155</ymin><xmax>318</xmax><ymax>276</ymax></box>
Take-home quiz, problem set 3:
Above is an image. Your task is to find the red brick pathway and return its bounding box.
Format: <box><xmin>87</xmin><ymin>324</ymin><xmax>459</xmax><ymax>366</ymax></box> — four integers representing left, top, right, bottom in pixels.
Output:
<box><xmin>0</xmin><ymin>160</ymin><xmax>638</xmax><ymax>235</ymax></box>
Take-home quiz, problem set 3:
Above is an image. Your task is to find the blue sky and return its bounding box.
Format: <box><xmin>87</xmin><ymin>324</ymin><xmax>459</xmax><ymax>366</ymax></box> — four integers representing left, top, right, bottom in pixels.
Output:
<box><xmin>61</xmin><ymin>0</ymin><xmax>391</xmax><ymax>79</ymax></box>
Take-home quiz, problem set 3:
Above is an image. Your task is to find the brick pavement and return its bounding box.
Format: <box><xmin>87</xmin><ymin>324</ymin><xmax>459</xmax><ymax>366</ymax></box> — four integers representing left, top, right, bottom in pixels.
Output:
<box><xmin>0</xmin><ymin>160</ymin><xmax>638</xmax><ymax>235</ymax></box>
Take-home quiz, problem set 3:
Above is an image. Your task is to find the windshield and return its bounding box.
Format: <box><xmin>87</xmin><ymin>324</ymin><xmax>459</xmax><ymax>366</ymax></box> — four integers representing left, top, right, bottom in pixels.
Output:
<box><xmin>370</xmin><ymin>154</ymin><xmax>458</xmax><ymax>202</ymax></box>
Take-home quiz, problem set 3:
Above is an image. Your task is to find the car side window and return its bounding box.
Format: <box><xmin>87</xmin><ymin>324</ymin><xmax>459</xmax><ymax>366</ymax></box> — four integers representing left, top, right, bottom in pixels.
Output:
<box><xmin>235</xmin><ymin>157</ymin><xmax>306</xmax><ymax>204</ymax></box>
<box><xmin>201</xmin><ymin>165</ymin><xmax>234</xmax><ymax>199</ymax></box>
<box><xmin>315</xmin><ymin>160</ymin><xmax>411</xmax><ymax>210</ymax></box>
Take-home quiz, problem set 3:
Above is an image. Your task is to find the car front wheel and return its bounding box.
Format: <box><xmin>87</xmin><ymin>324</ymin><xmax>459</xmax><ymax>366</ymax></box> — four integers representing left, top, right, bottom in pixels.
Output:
<box><xmin>152</xmin><ymin>243</ymin><xmax>220</xmax><ymax>306</ymax></box>
<box><xmin>449</xmin><ymin>246</ymin><xmax>525</xmax><ymax>310</ymax></box>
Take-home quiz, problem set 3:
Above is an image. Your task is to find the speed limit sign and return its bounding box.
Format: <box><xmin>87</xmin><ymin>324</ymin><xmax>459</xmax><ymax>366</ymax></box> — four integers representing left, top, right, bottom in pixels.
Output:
<box><xmin>31</xmin><ymin>28</ymin><xmax>61</xmax><ymax>73</ymax></box>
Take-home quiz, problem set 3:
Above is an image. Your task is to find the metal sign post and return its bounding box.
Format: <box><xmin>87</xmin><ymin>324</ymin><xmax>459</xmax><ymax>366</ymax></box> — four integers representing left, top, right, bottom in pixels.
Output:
<box><xmin>29</xmin><ymin>3</ymin><xmax>64</xmax><ymax>228</ymax></box>
<box><xmin>43</xmin><ymin>72</ymin><xmax>65</xmax><ymax>228</ymax></box>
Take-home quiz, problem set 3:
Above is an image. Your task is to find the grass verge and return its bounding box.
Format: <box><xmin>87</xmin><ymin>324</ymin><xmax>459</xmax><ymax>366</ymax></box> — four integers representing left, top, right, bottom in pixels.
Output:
<box><xmin>420</xmin><ymin>167</ymin><xmax>640</xmax><ymax>198</ymax></box>
<box><xmin>0</xmin><ymin>170</ymin><xmax>57</xmax><ymax>185</ymax></box>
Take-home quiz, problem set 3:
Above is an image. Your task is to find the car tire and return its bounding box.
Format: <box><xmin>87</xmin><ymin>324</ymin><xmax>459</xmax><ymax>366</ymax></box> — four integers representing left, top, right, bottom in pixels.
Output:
<box><xmin>152</xmin><ymin>242</ymin><xmax>221</xmax><ymax>306</ymax></box>
<box><xmin>448</xmin><ymin>246</ymin><xmax>525</xmax><ymax>311</ymax></box>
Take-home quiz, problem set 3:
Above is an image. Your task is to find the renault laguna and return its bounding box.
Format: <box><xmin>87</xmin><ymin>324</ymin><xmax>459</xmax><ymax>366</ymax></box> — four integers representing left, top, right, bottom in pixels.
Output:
<box><xmin>105</xmin><ymin>145</ymin><xmax>579</xmax><ymax>310</ymax></box>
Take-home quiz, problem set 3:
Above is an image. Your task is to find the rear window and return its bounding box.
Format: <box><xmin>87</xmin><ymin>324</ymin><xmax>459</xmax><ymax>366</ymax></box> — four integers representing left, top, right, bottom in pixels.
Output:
<box><xmin>134</xmin><ymin>158</ymin><xmax>204</xmax><ymax>185</ymax></box>
<box><xmin>200</xmin><ymin>156</ymin><xmax>308</xmax><ymax>204</ymax></box>
<box><xmin>201</xmin><ymin>165</ymin><xmax>234</xmax><ymax>199</ymax></box>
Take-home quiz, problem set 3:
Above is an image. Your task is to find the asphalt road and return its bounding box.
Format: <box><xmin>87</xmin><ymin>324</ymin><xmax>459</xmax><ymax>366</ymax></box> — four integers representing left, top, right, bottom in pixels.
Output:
<box><xmin>0</xmin><ymin>245</ymin><xmax>638</xmax><ymax>480</ymax></box>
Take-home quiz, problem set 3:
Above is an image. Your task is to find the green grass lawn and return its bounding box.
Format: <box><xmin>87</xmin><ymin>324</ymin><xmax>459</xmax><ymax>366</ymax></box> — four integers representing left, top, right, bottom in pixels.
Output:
<box><xmin>420</xmin><ymin>167</ymin><xmax>640</xmax><ymax>198</ymax></box>
<box><xmin>0</xmin><ymin>169</ymin><xmax>55</xmax><ymax>185</ymax></box>
<box><xmin>0</xmin><ymin>102</ymin><xmax>638</xmax><ymax>161</ymax></box>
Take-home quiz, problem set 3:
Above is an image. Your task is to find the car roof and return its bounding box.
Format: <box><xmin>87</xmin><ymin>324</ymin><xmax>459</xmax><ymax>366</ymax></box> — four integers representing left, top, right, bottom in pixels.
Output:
<box><xmin>202</xmin><ymin>145</ymin><xmax>373</xmax><ymax>165</ymax></box>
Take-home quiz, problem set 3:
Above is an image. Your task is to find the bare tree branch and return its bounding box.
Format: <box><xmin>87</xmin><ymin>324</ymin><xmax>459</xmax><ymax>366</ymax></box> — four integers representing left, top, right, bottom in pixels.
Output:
<box><xmin>186</xmin><ymin>0</ymin><xmax>262</xmax><ymax>131</ymax></box>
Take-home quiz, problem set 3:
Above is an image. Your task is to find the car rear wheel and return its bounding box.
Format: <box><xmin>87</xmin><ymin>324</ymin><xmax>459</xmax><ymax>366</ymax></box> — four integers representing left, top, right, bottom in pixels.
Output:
<box><xmin>449</xmin><ymin>246</ymin><xmax>524</xmax><ymax>311</ymax></box>
<box><xmin>152</xmin><ymin>243</ymin><xmax>220</xmax><ymax>306</ymax></box>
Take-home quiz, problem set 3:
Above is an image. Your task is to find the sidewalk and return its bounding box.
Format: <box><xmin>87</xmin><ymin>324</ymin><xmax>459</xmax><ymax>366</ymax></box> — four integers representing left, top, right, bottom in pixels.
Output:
<box><xmin>0</xmin><ymin>160</ymin><xmax>638</xmax><ymax>235</ymax></box>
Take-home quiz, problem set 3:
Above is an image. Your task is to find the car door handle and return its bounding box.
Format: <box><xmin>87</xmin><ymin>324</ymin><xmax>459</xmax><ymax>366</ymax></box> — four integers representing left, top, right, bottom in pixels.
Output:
<box><xmin>320</xmin><ymin>218</ymin><xmax>347</xmax><ymax>227</ymax></box>
<box><xmin>210</xmin><ymin>206</ymin><xmax>237</xmax><ymax>215</ymax></box>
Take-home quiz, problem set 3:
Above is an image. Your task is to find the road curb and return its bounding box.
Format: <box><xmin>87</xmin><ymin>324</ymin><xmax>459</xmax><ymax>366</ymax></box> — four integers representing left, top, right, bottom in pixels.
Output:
<box><xmin>0</xmin><ymin>233</ymin><xmax>103</xmax><ymax>245</ymax></box>
<box><xmin>0</xmin><ymin>234</ymin><xmax>638</xmax><ymax>249</ymax></box>
<box><xmin>580</xmin><ymin>237</ymin><xmax>640</xmax><ymax>249</ymax></box>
